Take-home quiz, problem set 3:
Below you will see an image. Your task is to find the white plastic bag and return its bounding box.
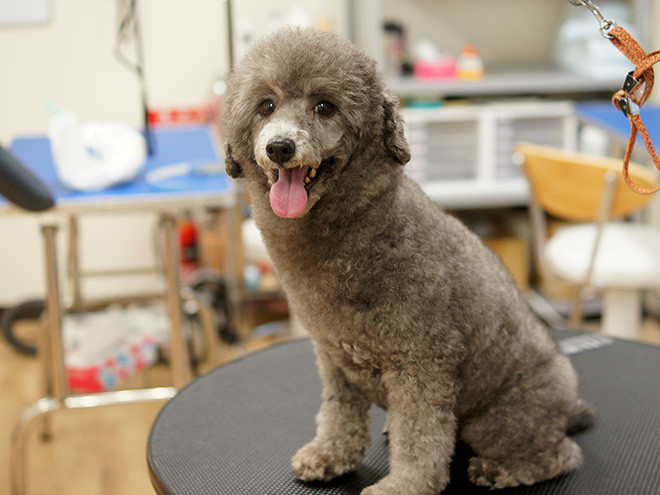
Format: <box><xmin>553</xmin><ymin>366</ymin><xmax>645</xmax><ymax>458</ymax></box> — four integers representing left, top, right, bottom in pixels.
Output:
<box><xmin>48</xmin><ymin>110</ymin><xmax>146</xmax><ymax>191</ymax></box>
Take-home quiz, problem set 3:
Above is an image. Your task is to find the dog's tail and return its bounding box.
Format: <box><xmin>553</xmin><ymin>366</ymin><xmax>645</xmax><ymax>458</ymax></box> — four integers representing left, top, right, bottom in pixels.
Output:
<box><xmin>567</xmin><ymin>399</ymin><xmax>596</xmax><ymax>435</ymax></box>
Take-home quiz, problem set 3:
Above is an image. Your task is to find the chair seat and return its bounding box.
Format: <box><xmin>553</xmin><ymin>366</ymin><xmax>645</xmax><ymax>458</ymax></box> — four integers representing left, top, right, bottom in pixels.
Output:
<box><xmin>543</xmin><ymin>223</ymin><xmax>660</xmax><ymax>288</ymax></box>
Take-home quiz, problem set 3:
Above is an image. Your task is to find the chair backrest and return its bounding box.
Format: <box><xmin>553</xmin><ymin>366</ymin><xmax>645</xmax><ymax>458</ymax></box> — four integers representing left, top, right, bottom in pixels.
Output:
<box><xmin>516</xmin><ymin>142</ymin><xmax>658</xmax><ymax>222</ymax></box>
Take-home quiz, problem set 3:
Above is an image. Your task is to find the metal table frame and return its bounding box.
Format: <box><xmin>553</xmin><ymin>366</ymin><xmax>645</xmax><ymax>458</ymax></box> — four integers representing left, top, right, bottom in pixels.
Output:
<box><xmin>3</xmin><ymin>126</ymin><xmax>240</xmax><ymax>495</ymax></box>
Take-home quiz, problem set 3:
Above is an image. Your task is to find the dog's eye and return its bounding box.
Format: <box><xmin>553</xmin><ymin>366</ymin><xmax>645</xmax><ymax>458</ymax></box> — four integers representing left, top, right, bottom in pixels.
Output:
<box><xmin>260</xmin><ymin>99</ymin><xmax>276</xmax><ymax>116</ymax></box>
<box><xmin>314</xmin><ymin>101</ymin><xmax>335</xmax><ymax>117</ymax></box>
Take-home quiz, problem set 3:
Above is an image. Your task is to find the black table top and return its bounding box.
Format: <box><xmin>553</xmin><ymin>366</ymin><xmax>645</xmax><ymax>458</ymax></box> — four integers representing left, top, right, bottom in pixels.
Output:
<box><xmin>148</xmin><ymin>331</ymin><xmax>660</xmax><ymax>495</ymax></box>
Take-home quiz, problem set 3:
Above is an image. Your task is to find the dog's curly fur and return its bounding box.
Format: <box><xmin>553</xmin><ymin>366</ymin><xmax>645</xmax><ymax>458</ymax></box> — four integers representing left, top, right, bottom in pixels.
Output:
<box><xmin>222</xmin><ymin>27</ymin><xmax>594</xmax><ymax>495</ymax></box>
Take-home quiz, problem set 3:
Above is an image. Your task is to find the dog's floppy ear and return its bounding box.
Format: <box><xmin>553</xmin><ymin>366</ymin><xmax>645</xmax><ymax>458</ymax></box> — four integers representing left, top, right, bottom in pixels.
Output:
<box><xmin>224</xmin><ymin>143</ymin><xmax>244</xmax><ymax>178</ymax></box>
<box><xmin>382</xmin><ymin>93</ymin><xmax>411</xmax><ymax>165</ymax></box>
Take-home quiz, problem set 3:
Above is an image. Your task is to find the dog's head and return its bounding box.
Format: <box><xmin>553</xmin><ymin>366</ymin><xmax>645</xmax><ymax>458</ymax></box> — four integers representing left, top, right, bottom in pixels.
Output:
<box><xmin>222</xmin><ymin>27</ymin><xmax>410</xmax><ymax>219</ymax></box>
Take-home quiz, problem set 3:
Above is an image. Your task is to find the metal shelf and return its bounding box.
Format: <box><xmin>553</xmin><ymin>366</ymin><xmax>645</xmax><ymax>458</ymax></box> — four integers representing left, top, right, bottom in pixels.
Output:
<box><xmin>422</xmin><ymin>178</ymin><xmax>529</xmax><ymax>210</ymax></box>
<box><xmin>387</xmin><ymin>66</ymin><xmax>622</xmax><ymax>99</ymax></box>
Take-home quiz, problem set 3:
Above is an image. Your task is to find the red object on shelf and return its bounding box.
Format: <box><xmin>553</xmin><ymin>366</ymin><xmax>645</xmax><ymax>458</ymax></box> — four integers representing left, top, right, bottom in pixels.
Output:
<box><xmin>148</xmin><ymin>106</ymin><xmax>212</xmax><ymax>127</ymax></box>
<box><xmin>179</xmin><ymin>217</ymin><xmax>197</xmax><ymax>254</ymax></box>
<box><xmin>178</xmin><ymin>214</ymin><xmax>200</xmax><ymax>283</ymax></box>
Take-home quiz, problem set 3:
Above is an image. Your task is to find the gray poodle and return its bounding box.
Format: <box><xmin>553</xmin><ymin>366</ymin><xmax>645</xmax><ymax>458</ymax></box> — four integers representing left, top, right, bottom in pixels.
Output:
<box><xmin>222</xmin><ymin>27</ymin><xmax>594</xmax><ymax>495</ymax></box>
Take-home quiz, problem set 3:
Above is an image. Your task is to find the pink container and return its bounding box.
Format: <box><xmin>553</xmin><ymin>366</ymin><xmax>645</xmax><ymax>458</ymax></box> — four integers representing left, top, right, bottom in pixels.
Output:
<box><xmin>414</xmin><ymin>58</ymin><xmax>457</xmax><ymax>80</ymax></box>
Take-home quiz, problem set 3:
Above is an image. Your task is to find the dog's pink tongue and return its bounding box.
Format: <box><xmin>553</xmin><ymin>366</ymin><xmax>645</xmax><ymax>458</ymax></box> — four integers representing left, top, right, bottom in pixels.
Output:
<box><xmin>270</xmin><ymin>166</ymin><xmax>310</xmax><ymax>218</ymax></box>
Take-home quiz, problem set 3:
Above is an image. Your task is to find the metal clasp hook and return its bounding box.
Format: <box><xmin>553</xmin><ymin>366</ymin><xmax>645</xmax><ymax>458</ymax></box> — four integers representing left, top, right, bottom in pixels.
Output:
<box><xmin>569</xmin><ymin>0</ymin><xmax>617</xmax><ymax>38</ymax></box>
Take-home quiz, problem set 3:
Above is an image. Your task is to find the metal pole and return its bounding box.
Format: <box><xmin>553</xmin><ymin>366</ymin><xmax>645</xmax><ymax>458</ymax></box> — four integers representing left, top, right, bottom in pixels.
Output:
<box><xmin>42</xmin><ymin>223</ymin><xmax>69</xmax><ymax>402</ymax></box>
<box><xmin>224</xmin><ymin>201</ymin><xmax>245</xmax><ymax>337</ymax></box>
<box><xmin>67</xmin><ymin>215</ymin><xmax>82</xmax><ymax>309</ymax></box>
<box><xmin>159</xmin><ymin>212</ymin><xmax>190</xmax><ymax>389</ymax></box>
<box><xmin>11</xmin><ymin>222</ymin><xmax>69</xmax><ymax>495</ymax></box>
<box><xmin>225</xmin><ymin>0</ymin><xmax>234</xmax><ymax>69</ymax></box>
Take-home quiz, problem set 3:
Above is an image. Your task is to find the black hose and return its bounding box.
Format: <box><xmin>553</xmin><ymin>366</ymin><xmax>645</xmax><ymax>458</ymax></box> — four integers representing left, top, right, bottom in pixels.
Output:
<box><xmin>1</xmin><ymin>299</ymin><xmax>45</xmax><ymax>355</ymax></box>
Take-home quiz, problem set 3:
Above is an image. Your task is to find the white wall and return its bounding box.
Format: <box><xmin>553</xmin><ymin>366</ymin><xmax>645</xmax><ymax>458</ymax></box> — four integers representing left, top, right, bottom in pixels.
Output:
<box><xmin>1</xmin><ymin>0</ymin><xmax>657</xmax><ymax>146</ymax></box>
<box><xmin>381</xmin><ymin>0</ymin><xmax>660</xmax><ymax>68</ymax></box>
<box><xmin>0</xmin><ymin>0</ymin><xmax>228</xmax><ymax>143</ymax></box>
<box><xmin>382</xmin><ymin>0</ymin><xmax>564</xmax><ymax>66</ymax></box>
<box><xmin>231</xmin><ymin>0</ymin><xmax>349</xmax><ymax>61</ymax></box>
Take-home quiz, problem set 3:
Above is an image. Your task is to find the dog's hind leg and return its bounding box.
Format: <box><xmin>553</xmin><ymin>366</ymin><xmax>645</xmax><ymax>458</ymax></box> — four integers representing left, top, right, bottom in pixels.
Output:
<box><xmin>460</xmin><ymin>359</ymin><xmax>585</xmax><ymax>488</ymax></box>
<box><xmin>292</xmin><ymin>349</ymin><xmax>372</xmax><ymax>482</ymax></box>
<box><xmin>467</xmin><ymin>437</ymin><xmax>583</xmax><ymax>489</ymax></box>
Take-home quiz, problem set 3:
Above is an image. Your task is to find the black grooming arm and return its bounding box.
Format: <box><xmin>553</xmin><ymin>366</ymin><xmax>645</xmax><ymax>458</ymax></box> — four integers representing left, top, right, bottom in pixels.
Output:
<box><xmin>0</xmin><ymin>144</ymin><xmax>54</xmax><ymax>212</ymax></box>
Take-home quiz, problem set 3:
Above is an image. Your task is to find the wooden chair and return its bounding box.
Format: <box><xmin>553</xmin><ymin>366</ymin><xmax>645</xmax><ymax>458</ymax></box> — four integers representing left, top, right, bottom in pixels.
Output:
<box><xmin>516</xmin><ymin>142</ymin><xmax>660</xmax><ymax>338</ymax></box>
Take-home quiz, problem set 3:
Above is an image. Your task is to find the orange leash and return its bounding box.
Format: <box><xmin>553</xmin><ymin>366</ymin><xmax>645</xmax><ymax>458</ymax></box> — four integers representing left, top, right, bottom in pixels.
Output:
<box><xmin>609</xmin><ymin>26</ymin><xmax>660</xmax><ymax>194</ymax></box>
<box><xmin>570</xmin><ymin>1</ymin><xmax>660</xmax><ymax>194</ymax></box>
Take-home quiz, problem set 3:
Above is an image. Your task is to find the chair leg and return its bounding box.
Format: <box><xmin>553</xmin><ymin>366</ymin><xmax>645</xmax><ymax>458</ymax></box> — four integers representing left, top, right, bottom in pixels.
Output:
<box><xmin>601</xmin><ymin>289</ymin><xmax>642</xmax><ymax>339</ymax></box>
<box><xmin>568</xmin><ymin>285</ymin><xmax>584</xmax><ymax>328</ymax></box>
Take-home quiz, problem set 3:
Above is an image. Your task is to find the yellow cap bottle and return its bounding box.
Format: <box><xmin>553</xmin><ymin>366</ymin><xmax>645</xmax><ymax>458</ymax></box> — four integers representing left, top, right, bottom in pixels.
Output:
<box><xmin>457</xmin><ymin>43</ymin><xmax>485</xmax><ymax>80</ymax></box>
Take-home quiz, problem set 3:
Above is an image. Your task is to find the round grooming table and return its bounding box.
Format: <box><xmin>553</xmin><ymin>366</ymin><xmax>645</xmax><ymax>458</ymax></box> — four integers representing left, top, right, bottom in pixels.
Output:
<box><xmin>148</xmin><ymin>331</ymin><xmax>660</xmax><ymax>494</ymax></box>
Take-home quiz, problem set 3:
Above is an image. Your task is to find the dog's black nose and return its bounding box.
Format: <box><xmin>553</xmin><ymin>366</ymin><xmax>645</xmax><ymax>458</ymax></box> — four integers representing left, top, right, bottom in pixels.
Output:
<box><xmin>266</xmin><ymin>138</ymin><xmax>296</xmax><ymax>164</ymax></box>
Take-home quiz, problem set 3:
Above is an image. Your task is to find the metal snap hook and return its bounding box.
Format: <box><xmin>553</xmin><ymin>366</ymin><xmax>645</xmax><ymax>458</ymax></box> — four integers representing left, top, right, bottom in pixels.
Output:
<box><xmin>569</xmin><ymin>0</ymin><xmax>617</xmax><ymax>39</ymax></box>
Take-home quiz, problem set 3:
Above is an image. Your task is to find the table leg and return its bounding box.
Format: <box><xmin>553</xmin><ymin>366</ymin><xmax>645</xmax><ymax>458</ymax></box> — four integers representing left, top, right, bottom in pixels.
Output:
<box><xmin>223</xmin><ymin>202</ymin><xmax>246</xmax><ymax>336</ymax></box>
<box><xmin>66</xmin><ymin>215</ymin><xmax>82</xmax><ymax>310</ymax></box>
<box><xmin>11</xmin><ymin>222</ymin><xmax>68</xmax><ymax>495</ymax></box>
<box><xmin>159</xmin><ymin>213</ymin><xmax>191</xmax><ymax>389</ymax></box>
<box><xmin>41</xmin><ymin>223</ymin><xmax>69</xmax><ymax>402</ymax></box>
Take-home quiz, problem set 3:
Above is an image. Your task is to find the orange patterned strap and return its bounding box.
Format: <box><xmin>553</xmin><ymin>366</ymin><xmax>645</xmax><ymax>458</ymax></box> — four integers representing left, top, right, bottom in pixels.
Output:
<box><xmin>608</xmin><ymin>26</ymin><xmax>660</xmax><ymax>194</ymax></box>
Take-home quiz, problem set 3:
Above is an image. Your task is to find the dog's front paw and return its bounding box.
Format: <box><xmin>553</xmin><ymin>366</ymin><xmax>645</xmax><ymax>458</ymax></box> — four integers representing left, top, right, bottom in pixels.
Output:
<box><xmin>361</xmin><ymin>482</ymin><xmax>394</xmax><ymax>495</ymax></box>
<box><xmin>360</xmin><ymin>475</ymin><xmax>442</xmax><ymax>495</ymax></box>
<box><xmin>292</xmin><ymin>440</ymin><xmax>362</xmax><ymax>482</ymax></box>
